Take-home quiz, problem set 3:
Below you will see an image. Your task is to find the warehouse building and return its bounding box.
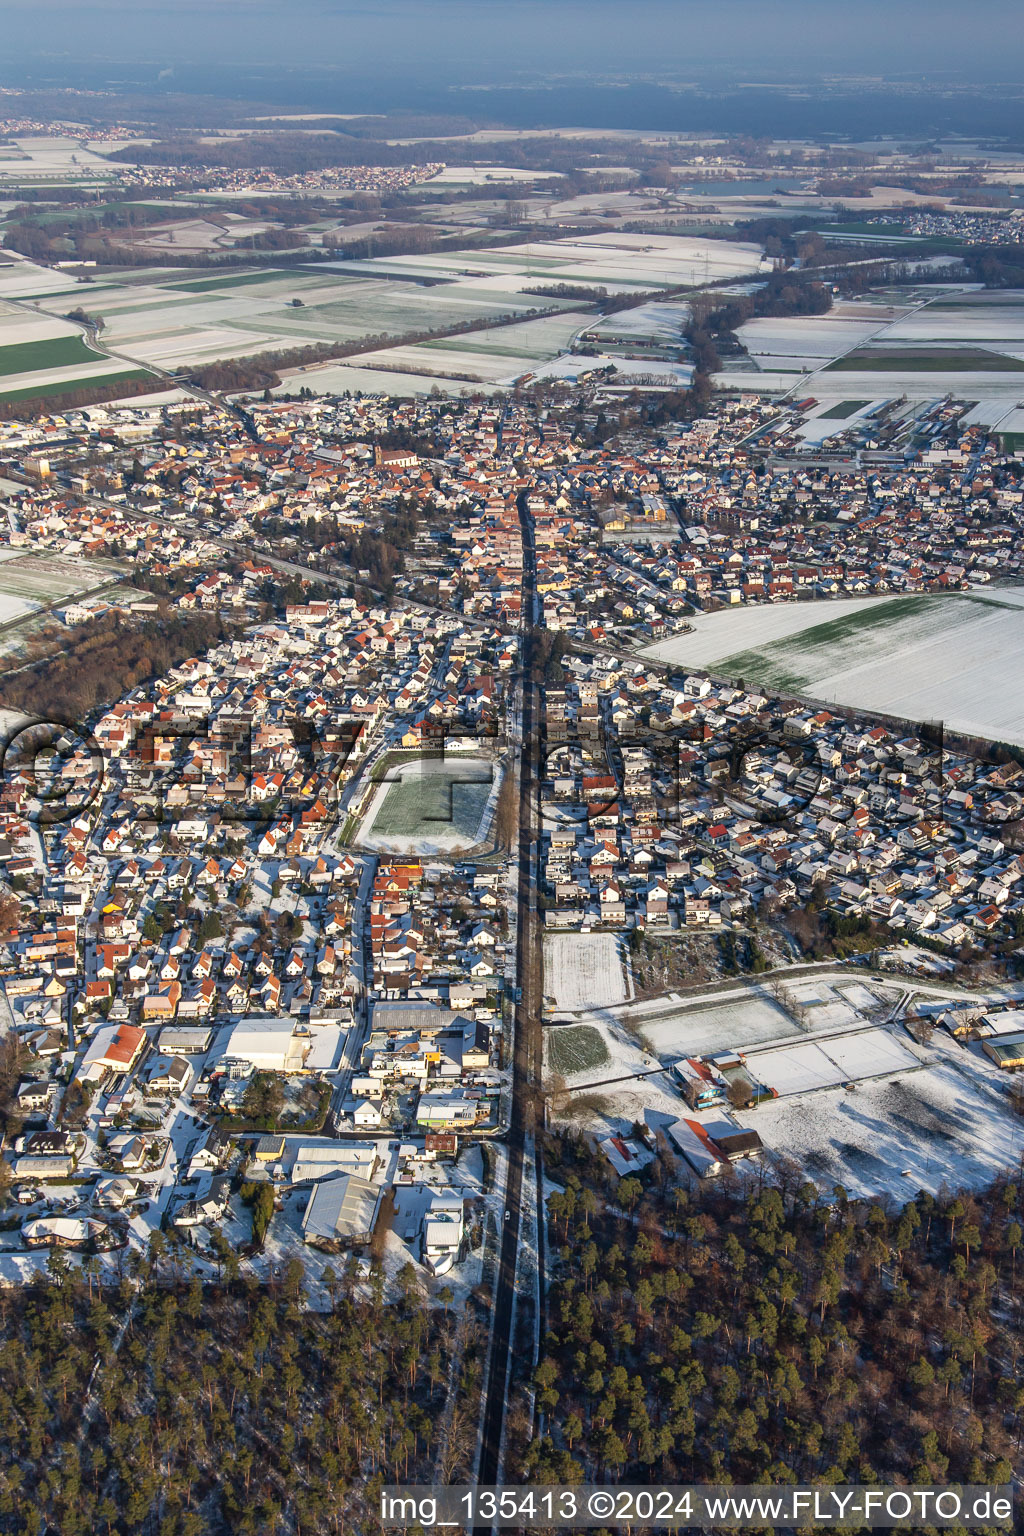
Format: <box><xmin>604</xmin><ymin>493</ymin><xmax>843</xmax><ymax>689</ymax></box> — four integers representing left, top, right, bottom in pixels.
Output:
<box><xmin>301</xmin><ymin>1173</ymin><xmax>382</xmax><ymax>1250</ymax></box>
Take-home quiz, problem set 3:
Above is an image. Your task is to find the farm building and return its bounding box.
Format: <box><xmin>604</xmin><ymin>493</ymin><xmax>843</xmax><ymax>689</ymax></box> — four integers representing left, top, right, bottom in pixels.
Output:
<box><xmin>982</xmin><ymin>1031</ymin><xmax>1024</xmax><ymax>1070</ymax></box>
<box><xmin>667</xmin><ymin>1118</ymin><xmax>725</xmax><ymax>1179</ymax></box>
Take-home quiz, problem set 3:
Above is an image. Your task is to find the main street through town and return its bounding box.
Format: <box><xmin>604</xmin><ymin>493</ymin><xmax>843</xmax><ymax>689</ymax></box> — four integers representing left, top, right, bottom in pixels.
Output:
<box><xmin>476</xmin><ymin>488</ymin><xmax>544</xmax><ymax>1491</ymax></box>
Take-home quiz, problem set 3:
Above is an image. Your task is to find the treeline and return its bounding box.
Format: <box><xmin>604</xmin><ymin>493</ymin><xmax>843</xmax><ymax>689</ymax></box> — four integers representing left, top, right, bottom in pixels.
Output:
<box><xmin>520</xmin><ymin>1135</ymin><xmax>1023</xmax><ymax>1511</ymax></box>
<box><xmin>684</xmin><ymin>270</ymin><xmax>833</xmax><ymax>373</ymax></box>
<box><xmin>3</xmin><ymin>207</ymin><xmax>309</xmax><ymax>266</ymax></box>
<box><xmin>185</xmin><ymin>305</ymin><xmax>552</xmax><ymax>393</ymax></box>
<box><xmin>258</xmin><ymin>498</ymin><xmax>421</xmax><ymax>598</ymax></box>
<box><xmin>0</xmin><ymin>1255</ymin><xmax>478</xmax><ymax>1535</ymax></box>
<box><xmin>107</xmin><ymin>130</ymin><xmax>691</xmax><ymax>177</ymax></box>
<box><xmin>0</xmin><ymin>374</ymin><xmax>160</xmax><ymax>423</ymax></box>
<box><xmin>523</xmin><ymin>283</ymin><xmax>609</xmax><ymax>302</ymax></box>
<box><xmin>0</xmin><ymin>610</ymin><xmax>236</xmax><ymax>721</ymax></box>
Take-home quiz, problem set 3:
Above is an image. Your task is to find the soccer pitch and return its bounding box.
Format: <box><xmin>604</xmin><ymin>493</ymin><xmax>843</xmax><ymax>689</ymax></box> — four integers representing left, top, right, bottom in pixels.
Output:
<box><xmin>357</xmin><ymin>757</ymin><xmax>498</xmax><ymax>852</ymax></box>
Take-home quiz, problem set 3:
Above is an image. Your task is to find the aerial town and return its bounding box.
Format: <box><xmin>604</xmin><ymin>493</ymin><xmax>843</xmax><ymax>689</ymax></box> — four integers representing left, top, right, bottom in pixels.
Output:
<box><xmin>1</xmin><ymin>46</ymin><xmax>1024</xmax><ymax>1525</ymax></box>
<box><xmin>0</xmin><ymin>375</ymin><xmax>1023</xmax><ymax>1293</ymax></box>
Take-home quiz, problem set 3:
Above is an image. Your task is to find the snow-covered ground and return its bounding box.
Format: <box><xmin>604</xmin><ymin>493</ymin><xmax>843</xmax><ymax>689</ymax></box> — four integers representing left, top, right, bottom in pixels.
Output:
<box><xmin>643</xmin><ymin>590</ymin><xmax>1024</xmax><ymax>745</ymax></box>
<box><xmin>643</xmin><ymin>593</ymin><xmax>900</xmax><ymax>667</ymax></box>
<box><xmin>754</xmin><ymin>1045</ymin><xmax>1024</xmax><ymax>1202</ymax></box>
<box><xmin>544</xmin><ymin>933</ymin><xmax>628</xmax><ymax>1011</ymax></box>
<box><xmin>637</xmin><ymin>992</ymin><xmax>798</xmax><ymax>1057</ymax></box>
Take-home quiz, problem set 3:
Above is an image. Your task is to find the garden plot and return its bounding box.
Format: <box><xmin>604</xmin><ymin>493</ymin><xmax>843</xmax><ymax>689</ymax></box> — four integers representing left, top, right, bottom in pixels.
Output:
<box><xmin>753</xmin><ymin>1049</ymin><xmax>1023</xmax><ymax>1200</ymax></box>
<box><xmin>637</xmin><ymin>992</ymin><xmax>795</xmax><ymax>1058</ymax></box>
<box><xmin>356</xmin><ymin>757</ymin><xmax>497</xmax><ymax>853</ymax></box>
<box><xmin>546</xmin><ymin>1024</ymin><xmax>610</xmax><ymax>1078</ymax></box>
<box><xmin>544</xmin><ymin>933</ymin><xmax>628</xmax><ymax>1012</ymax></box>
<box><xmin>748</xmin><ymin>1027</ymin><xmax>918</xmax><ymax>1097</ymax></box>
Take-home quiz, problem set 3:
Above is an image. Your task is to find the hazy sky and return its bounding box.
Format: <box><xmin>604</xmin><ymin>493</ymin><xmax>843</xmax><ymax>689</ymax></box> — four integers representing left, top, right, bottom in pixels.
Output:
<box><xmin>2</xmin><ymin>0</ymin><xmax>1022</xmax><ymax>84</ymax></box>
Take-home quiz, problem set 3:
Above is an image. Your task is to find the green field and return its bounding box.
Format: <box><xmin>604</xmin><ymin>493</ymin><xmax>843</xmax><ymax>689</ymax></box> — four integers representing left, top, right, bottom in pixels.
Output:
<box><xmin>0</xmin><ymin>334</ymin><xmax>105</xmax><ymax>377</ymax></box>
<box><xmin>169</xmin><ymin>270</ymin><xmax>317</xmax><ymax>294</ymax></box>
<box><xmin>826</xmin><ymin>347</ymin><xmax>1024</xmax><ymax>373</ymax></box>
<box><xmin>819</xmin><ymin>399</ymin><xmax>871</xmax><ymax>419</ymax></box>
<box><xmin>0</xmin><ymin>368</ymin><xmax>152</xmax><ymax>402</ymax></box>
<box><xmin>548</xmin><ymin>1025</ymin><xmax>610</xmax><ymax>1077</ymax></box>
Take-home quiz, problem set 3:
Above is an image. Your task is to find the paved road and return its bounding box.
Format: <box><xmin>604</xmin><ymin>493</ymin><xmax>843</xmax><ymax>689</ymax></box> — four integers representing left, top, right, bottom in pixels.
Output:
<box><xmin>476</xmin><ymin>489</ymin><xmax>543</xmax><ymax>1490</ymax></box>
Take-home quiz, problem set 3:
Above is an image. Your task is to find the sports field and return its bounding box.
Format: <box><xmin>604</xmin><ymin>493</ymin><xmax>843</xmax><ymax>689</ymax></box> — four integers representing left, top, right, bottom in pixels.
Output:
<box><xmin>357</xmin><ymin>757</ymin><xmax>497</xmax><ymax>852</ymax></box>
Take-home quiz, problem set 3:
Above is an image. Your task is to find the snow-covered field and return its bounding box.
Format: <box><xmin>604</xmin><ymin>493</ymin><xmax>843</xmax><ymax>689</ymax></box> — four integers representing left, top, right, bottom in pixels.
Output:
<box><xmin>754</xmin><ymin>1048</ymin><xmax>1024</xmax><ymax>1201</ymax></box>
<box><xmin>637</xmin><ymin>993</ymin><xmax>795</xmax><ymax>1057</ymax></box>
<box><xmin>339</xmin><ymin>231</ymin><xmax>765</xmax><ymax>292</ymax></box>
<box><xmin>544</xmin><ymin>933</ymin><xmax>628</xmax><ymax>1012</ymax></box>
<box><xmin>747</xmin><ymin>1027</ymin><xmax>918</xmax><ymax>1096</ymax></box>
<box><xmin>351</xmin><ymin>311</ymin><xmax>587</xmax><ymax>385</ymax></box>
<box><xmin>276</xmin><ymin>362</ymin><xmax>473</xmax><ymax>397</ymax></box>
<box><xmin>643</xmin><ymin>593</ymin><xmax>904</xmax><ymax>667</ymax></box>
<box><xmin>644</xmin><ymin>590</ymin><xmax>1024</xmax><ymax>744</ymax></box>
<box><xmin>736</xmin><ymin>301</ymin><xmax>907</xmax><ymax>372</ymax></box>
<box><xmin>591</xmin><ymin>297</ymin><xmax>690</xmax><ymax>343</ymax></box>
<box><xmin>356</xmin><ymin>757</ymin><xmax>497</xmax><ymax>853</ymax></box>
<box><xmin>0</xmin><ymin>552</ymin><xmax>122</xmax><ymax>608</ymax></box>
<box><xmin>729</xmin><ymin>289</ymin><xmax>1024</xmax><ymax>396</ymax></box>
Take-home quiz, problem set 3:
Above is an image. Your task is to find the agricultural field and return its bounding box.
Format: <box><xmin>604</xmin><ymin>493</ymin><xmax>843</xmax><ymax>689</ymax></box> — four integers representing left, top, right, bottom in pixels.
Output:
<box><xmin>0</xmin><ymin>552</ymin><xmax>124</xmax><ymax>623</ymax></box>
<box><xmin>730</xmin><ymin>287</ymin><xmax>1024</xmax><ymax>399</ymax></box>
<box><xmin>0</xmin><ymin>302</ymin><xmax>152</xmax><ymax>399</ymax></box>
<box><xmin>587</xmin><ymin>296</ymin><xmax>690</xmax><ymax>346</ymax></box>
<box><xmin>356</xmin><ymin>757</ymin><xmax>497</xmax><ymax>853</ymax></box>
<box><xmin>15</xmin><ymin>258</ymin><xmax>579</xmax><ymax>375</ymax></box>
<box><xmin>273</xmin><ymin>361</ymin><xmax>456</xmax><ymax>397</ymax></box>
<box><xmin>544</xmin><ymin>932</ymin><xmax>628</xmax><ymax>1012</ymax></box>
<box><xmin>0</xmin><ymin>136</ymin><xmax>121</xmax><ymax>188</ymax></box>
<box><xmin>546</xmin><ymin>1024</ymin><xmax>611</xmax><ymax>1077</ymax></box>
<box><xmin>645</xmin><ymin>589</ymin><xmax>1024</xmax><ymax>744</ymax></box>
<box><xmin>350</xmin><ymin>311</ymin><xmax>590</xmax><ymax>386</ymax></box>
<box><xmin>0</xmin><ymin>231</ymin><xmax>764</xmax><ymax>396</ymax></box>
<box><xmin>734</xmin><ymin>298</ymin><xmax>910</xmax><ymax>374</ymax></box>
<box><xmin>340</xmin><ymin>230</ymin><xmax>767</xmax><ymax>293</ymax></box>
